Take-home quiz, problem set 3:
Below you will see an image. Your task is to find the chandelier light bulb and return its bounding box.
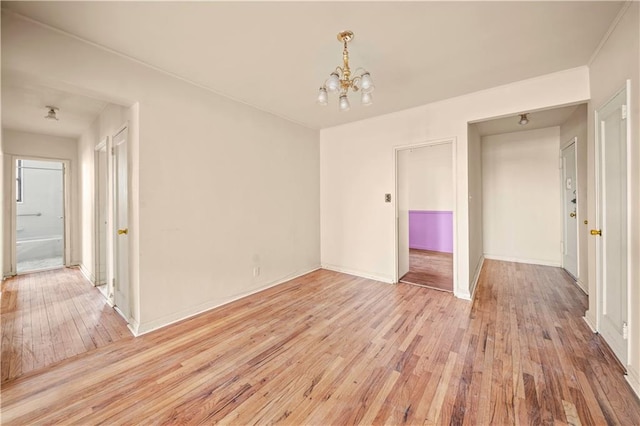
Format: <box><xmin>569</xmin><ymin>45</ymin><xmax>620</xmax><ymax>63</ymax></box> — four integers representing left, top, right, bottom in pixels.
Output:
<box><xmin>360</xmin><ymin>72</ymin><xmax>375</xmax><ymax>93</ymax></box>
<box><xmin>326</xmin><ymin>73</ymin><xmax>341</xmax><ymax>93</ymax></box>
<box><xmin>339</xmin><ymin>94</ymin><xmax>351</xmax><ymax>112</ymax></box>
<box><xmin>317</xmin><ymin>87</ymin><xmax>328</xmax><ymax>106</ymax></box>
<box><xmin>361</xmin><ymin>91</ymin><xmax>373</xmax><ymax>106</ymax></box>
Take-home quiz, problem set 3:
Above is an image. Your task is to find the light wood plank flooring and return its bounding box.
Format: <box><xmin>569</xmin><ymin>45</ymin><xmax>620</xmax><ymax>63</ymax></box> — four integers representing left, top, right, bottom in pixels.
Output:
<box><xmin>1</xmin><ymin>268</ymin><xmax>132</xmax><ymax>383</ymax></box>
<box><xmin>1</xmin><ymin>261</ymin><xmax>639</xmax><ymax>424</ymax></box>
<box><xmin>400</xmin><ymin>249</ymin><xmax>453</xmax><ymax>292</ymax></box>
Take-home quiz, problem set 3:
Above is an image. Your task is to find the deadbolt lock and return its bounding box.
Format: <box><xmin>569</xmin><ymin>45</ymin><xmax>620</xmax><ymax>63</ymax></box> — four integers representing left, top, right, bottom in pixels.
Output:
<box><xmin>118</xmin><ymin>228</ymin><xmax>129</xmax><ymax>235</ymax></box>
<box><xmin>590</xmin><ymin>229</ymin><xmax>602</xmax><ymax>236</ymax></box>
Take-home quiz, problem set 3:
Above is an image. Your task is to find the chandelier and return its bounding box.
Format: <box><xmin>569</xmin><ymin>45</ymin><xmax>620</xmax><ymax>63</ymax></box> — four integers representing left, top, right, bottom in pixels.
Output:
<box><xmin>317</xmin><ymin>30</ymin><xmax>375</xmax><ymax>111</ymax></box>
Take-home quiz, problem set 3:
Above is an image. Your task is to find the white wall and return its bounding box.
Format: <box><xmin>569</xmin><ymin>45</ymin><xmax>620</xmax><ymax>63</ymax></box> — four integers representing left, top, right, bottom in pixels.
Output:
<box><xmin>587</xmin><ymin>2</ymin><xmax>639</xmax><ymax>396</ymax></box>
<box><xmin>406</xmin><ymin>144</ymin><xmax>453</xmax><ymax>211</ymax></box>
<box><xmin>321</xmin><ymin>67</ymin><xmax>589</xmax><ymax>297</ymax></box>
<box><xmin>482</xmin><ymin>127</ymin><xmax>561</xmax><ymax>266</ymax></box>
<box><xmin>2</xmin><ymin>13</ymin><xmax>321</xmax><ymax>334</ymax></box>
<box><xmin>559</xmin><ymin>104</ymin><xmax>588</xmax><ymax>292</ymax></box>
<box><xmin>2</xmin><ymin>129</ymin><xmax>80</xmax><ymax>274</ymax></box>
<box><xmin>467</xmin><ymin>123</ymin><xmax>483</xmax><ymax>295</ymax></box>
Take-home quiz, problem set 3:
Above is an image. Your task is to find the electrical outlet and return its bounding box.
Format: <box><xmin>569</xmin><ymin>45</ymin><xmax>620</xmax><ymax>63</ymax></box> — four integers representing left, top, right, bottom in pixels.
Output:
<box><xmin>385</xmin><ymin>194</ymin><xmax>391</xmax><ymax>203</ymax></box>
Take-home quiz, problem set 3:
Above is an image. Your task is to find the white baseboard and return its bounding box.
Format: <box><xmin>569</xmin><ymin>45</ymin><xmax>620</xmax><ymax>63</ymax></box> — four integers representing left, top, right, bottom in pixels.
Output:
<box><xmin>575</xmin><ymin>279</ymin><xmax>588</xmax><ymax>295</ymax></box>
<box><xmin>77</xmin><ymin>263</ymin><xmax>96</xmax><ymax>285</ymax></box>
<box><xmin>320</xmin><ymin>263</ymin><xmax>394</xmax><ymax>284</ymax></box>
<box><xmin>583</xmin><ymin>313</ymin><xmax>597</xmax><ymax>333</ymax></box>
<box><xmin>469</xmin><ymin>256</ymin><xmax>485</xmax><ymax>300</ymax></box>
<box><xmin>625</xmin><ymin>365</ymin><xmax>640</xmax><ymax>399</ymax></box>
<box><xmin>133</xmin><ymin>265</ymin><xmax>322</xmax><ymax>336</ymax></box>
<box><xmin>484</xmin><ymin>254</ymin><xmax>561</xmax><ymax>267</ymax></box>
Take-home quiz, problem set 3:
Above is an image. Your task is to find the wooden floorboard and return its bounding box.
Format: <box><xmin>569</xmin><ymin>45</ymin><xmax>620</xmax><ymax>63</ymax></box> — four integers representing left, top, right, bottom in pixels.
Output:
<box><xmin>400</xmin><ymin>249</ymin><xmax>453</xmax><ymax>292</ymax></box>
<box><xmin>1</xmin><ymin>261</ymin><xmax>639</xmax><ymax>424</ymax></box>
<box><xmin>0</xmin><ymin>267</ymin><xmax>132</xmax><ymax>384</ymax></box>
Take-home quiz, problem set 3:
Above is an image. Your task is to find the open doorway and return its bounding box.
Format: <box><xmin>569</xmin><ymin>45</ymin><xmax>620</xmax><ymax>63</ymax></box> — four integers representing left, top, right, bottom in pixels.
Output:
<box><xmin>14</xmin><ymin>158</ymin><xmax>67</xmax><ymax>273</ymax></box>
<box><xmin>396</xmin><ymin>141</ymin><xmax>454</xmax><ymax>292</ymax></box>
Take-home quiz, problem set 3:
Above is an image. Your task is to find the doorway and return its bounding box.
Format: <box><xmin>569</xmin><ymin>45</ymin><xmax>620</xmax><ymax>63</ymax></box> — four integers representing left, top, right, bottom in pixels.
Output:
<box><xmin>594</xmin><ymin>82</ymin><xmax>630</xmax><ymax>366</ymax></box>
<box><xmin>395</xmin><ymin>141</ymin><xmax>455</xmax><ymax>292</ymax></box>
<box><xmin>561</xmin><ymin>139</ymin><xmax>578</xmax><ymax>278</ymax></box>
<box><xmin>14</xmin><ymin>158</ymin><xmax>68</xmax><ymax>274</ymax></box>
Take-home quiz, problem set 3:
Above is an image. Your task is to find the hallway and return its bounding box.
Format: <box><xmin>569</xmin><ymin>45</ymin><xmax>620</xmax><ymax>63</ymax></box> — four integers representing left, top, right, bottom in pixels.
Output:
<box><xmin>1</xmin><ymin>268</ymin><xmax>131</xmax><ymax>383</ymax></box>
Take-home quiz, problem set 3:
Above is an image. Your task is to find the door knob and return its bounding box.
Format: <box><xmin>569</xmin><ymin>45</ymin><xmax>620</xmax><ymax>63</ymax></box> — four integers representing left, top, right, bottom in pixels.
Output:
<box><xmin>117</xmin><ymin>228</ymin><xmax>128</xmax><ymax>235</ymax></box>
<box><xmin>570</xmin><ymin>212</ymin><xmax>576</xmax><ymax>218</ymax></box>
<box><xmin>590</xmin><ymin>229</ymin><xmax>601</xmax><ymax>236</ymax></box>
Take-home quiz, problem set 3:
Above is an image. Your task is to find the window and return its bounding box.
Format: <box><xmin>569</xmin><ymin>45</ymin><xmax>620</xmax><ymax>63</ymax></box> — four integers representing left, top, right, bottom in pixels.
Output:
<box><xmin>16</xmin><ymin>159</ymin><xmax>23</xmax><ymax>203</ymax></box>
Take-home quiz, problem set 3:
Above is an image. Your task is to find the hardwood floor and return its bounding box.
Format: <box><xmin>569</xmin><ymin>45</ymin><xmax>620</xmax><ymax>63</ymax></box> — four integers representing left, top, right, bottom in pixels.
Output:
<box><xmin>1</xmin><ymin>261</ymin><xmax>639</xmax><ymax>424</ymax></box>
<box><xmin>400</xmin><ymin>249</ymin><xmax>453</xmax><ymax>292</ymax></box>
<box><xmin>0</xmin><ymin>267</ymin><xmax>131</xmax><ymax>383</ymax></box>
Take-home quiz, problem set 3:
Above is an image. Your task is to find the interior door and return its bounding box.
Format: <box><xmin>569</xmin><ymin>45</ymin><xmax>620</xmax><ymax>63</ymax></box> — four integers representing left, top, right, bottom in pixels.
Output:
<box><xmin>397</xmin><ymin>149</ymin><xmax>410</xmax><ymax>280</ymax></box>
<box><xmin>113</xmin><ymin>127</ymin><xmax>130</xmax><ymax>320</ymax></box>
<box><xmin>595</xmin><ymin>85</ymin><xmax>628</xmax><ymax>365</ymax></box>
<box><xmin>561</xmin><ymin>141</ymin><xmax>578</xmax><ymax>278</ymax></box>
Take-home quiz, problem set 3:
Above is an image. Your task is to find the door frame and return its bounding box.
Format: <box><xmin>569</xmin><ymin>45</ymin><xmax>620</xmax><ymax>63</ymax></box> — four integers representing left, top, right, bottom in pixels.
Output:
<box><xmin>94</xmin><ymin>137</ymin><xmax>110</xmax><ymax>293</ymax></box>
<box><xmin>9</xmin><ymin>155</ymin><xmax>71</xmax><ymax>275</ymax></box>
<box><xmin>560</xmin><ymin>137</ymin><xmax>579</xmax><ymax>279</ymax></box>
<box><xmin>593</xmin><ymin>80</ymin><xmax>631</xmax><ymax>365</ymax></box>
<box><xmin>393</xmin><ymin>137</ymin><xmax>457</xmax><ymax>294</ymax></box>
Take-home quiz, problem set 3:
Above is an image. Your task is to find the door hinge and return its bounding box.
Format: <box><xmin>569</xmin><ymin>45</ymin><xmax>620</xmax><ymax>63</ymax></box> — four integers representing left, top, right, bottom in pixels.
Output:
<box><xmin>621</xmin><ymin>105</ymin><xmax>627</xmax><ymax>120</ymax></box>
<box><xmin>622</xmin><ymin>322</ymin><xmax>628</xmax><ymax>339</ymax></box>
<box><xmin>111</xmin><ymin>147</ymin><xmax>115</xmax><ymax>155</ymax></box>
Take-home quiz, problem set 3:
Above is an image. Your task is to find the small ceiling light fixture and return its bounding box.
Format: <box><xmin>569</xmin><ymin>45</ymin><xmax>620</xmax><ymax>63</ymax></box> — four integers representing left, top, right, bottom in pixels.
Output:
<box><xmin>44</xmin><ymin>106</ymin><xmax>59</xmax><ymax>121</ymax></box>
<box><xmin>518</xmin><ymin>113</ymin><xmax>529</xmax><ymax>125</ymax></box>
<box><xmin>317</xmin><ymin>30</ymin><xmax>375</xmax><ymax>111</ymax></box>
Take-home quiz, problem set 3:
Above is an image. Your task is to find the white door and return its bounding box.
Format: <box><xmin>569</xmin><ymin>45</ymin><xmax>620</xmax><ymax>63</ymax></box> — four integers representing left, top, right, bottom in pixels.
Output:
<box><xmin>397</xmin><ymin>149</ymin><xmax>410</xmax><ymax>280</ymax></box>
<box><xmin>113</xmin><ymin>127</ymin><xmax>130</xmax><ymax>320</ymax></box>
<box><xmin>561</xmin><ymin>141</ymin><xmax>578</xmax><ymax>278</ymax></box>
<box><xmin>595</xmin><ymin>85</ymin><xmax>629</xmax><ymax>365</ymax></box>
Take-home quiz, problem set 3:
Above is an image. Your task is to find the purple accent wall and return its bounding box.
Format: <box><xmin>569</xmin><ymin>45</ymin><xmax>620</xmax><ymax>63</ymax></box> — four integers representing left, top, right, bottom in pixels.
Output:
<box><xmin>408</xmin><ymin>210</ymin><xmax>453</xmax><ymax>253</ymax></box>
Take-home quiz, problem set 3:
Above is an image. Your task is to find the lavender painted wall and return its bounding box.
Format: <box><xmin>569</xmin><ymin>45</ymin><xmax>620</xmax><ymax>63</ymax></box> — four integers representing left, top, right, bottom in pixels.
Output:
<box><xmin>409</xmin><ymin>210</ymin><xmax>453</xmax><ymax>253</ymax></box>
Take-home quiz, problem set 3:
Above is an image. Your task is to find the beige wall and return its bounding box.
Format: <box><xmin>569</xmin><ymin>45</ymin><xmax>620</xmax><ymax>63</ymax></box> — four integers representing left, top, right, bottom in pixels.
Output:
<box><xmin>321</xmin><ymin>67</ymin><xmax>589</xmax><ymax>298</ymax></box>
<box><xmin>2</xmin><ymin>130</ymin><xmax>80</xmax><ymax>275</ymax></box>
<box><xmin>2</xmin><ymin>13</ymin><xmax>321</xmax><ymax>334</ymax></box>
<box><xmin>586</xmin><ymin>2</ymin><xmax>640</xmax><ymax>395</ymax></box>
<box><xmin>559</xmin><ymin>104</ymin><xmax>588</xmax><ymax>292</ymax></box>
<box><xmin>482</xmin><ymin>127</ymin><xmax>562</xmax><ymax>266</ymax></box>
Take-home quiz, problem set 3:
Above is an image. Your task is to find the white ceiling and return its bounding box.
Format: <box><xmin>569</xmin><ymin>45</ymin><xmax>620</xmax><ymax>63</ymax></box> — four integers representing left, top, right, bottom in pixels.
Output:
<box><xmin>2</xmin><ymin>72</ymin><xmax>108</xmax><ymax>138</ymax></box>
<box><xmin>474</xmin><ymin>104</ymin><xmax>582</xmax><ymax>137</ymax></box>
<box><xmin>2</xmin><ymin>1</ymin><xmax>623</xmax><ymax>130</ymax></box>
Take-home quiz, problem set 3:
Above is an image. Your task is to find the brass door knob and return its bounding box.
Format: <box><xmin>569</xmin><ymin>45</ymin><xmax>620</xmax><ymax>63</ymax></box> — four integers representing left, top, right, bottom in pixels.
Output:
<box><xmin>570</xmin><ymin>212</ymin><xmax>576</xmax><ymax>218</ymax></box>
<box><xmin>590</xmin><ymin>229</ymin><xmax>602</xmax><ymax>236</ymax></box>
<box><xmin>117</xmin><ymin>228</ymin><xmax>129</xmax><ymax>235</ymax></box>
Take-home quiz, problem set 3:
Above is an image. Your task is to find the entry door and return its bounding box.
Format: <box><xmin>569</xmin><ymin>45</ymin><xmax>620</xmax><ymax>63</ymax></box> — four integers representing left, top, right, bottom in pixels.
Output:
<box><xmin>113</xmin><ymin>127</ymin><xmax>130</xmax><ymax>320</ymax></box>
<box><xmin>595</xmin><ymin>85</ymin><xmax>629</xmax><ymax>365</ymax></box>
<box><xmin>561</xmin><ymin>141</ymin><xmax>578</xmax><ymax>278</ymax></box>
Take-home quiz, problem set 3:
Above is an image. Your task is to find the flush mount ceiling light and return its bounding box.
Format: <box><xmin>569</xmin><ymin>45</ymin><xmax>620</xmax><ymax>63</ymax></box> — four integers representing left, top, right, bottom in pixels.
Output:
<box><xmin>518</xmin><ymin>113</ymin><xmax>529</xmax><ymax>125</ymax></box>
<box><xmin>44</xmin><ymin>106</ymin><xmax>59</xmax><ymax>121</ymax></box>
<box><xmin>317</xmin><ymin>30</ymin><xmax>375</xmax><ymax>112</ymax></box>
